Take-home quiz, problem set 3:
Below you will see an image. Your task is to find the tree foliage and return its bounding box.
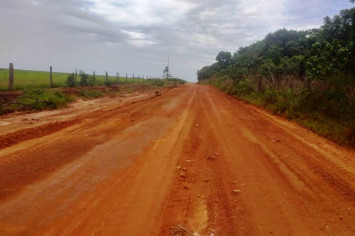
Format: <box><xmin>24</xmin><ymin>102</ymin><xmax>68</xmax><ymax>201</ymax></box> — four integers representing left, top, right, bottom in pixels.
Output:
<box><xmin>216</xmin><ymin>51</ymin><xmax>232</xmax><ymax>68</ymax></box>
<box><xmin>65</xmin><ymin>73</ymin><xmax>76</xmax><ymax>87</ymax></box>
<box><xmin>79</xmin><ymin>71</ymin><xmax>89</xmax><ymax>86</ymax></box>
<box><xmin>197</xmin><ymin>7</ymin><xmax>355</xmax><ymax>146</ymax></box>
<box><xmin>163</xmin><ymin>66</ymin><xmax>171</xmax><ymax>79</ymax></box>
<box><xmin>198</xmin><ymin>7</ymin><xmax>355</xmax><ymax>85</ymax></box>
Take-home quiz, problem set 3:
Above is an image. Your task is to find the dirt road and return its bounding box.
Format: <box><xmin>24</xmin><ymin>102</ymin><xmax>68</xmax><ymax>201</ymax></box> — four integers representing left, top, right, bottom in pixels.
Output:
<box><xmin>0</xmin><ymin>84</ymin><xmax>354</xmax><ymax>236</ymax></box>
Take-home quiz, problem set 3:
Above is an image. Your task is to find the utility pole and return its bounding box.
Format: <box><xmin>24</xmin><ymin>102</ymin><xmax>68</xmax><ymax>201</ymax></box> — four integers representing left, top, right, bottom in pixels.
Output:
<box><xmin>50</xmin><ymin>66</ymin><xmax>53</xmax><ymax>88</ymax></box>
<box><xmin>93</xmin><ymin>71</ymin><xmax>96</xmax><ymax>86</ymax></box>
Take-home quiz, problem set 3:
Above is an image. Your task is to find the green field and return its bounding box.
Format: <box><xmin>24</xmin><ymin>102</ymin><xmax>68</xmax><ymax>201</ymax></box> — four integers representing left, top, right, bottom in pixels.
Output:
<box><xmin>0</xmin><ymin>68</ymin><xmax>145</xmax><ymax>91</ymax></box>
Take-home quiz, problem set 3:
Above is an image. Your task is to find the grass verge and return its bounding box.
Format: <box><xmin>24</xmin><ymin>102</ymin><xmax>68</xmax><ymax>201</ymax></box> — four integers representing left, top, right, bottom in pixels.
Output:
<box><xmin>201</xmin><ymin>78</ymin><xmax>354</xmax><ymax>147</ymax></box>
<box><xmin>0</xmin><ymin>79</ymin><xmax>186</xmax><ymax>115</ymax></box>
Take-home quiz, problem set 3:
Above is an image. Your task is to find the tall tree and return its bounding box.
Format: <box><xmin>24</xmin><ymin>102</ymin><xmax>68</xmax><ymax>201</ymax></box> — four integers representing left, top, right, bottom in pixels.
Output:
<box><xmin>216</xmin><ymin>51</ymin><xmax>232</xmax><ymax>69</ymax></box>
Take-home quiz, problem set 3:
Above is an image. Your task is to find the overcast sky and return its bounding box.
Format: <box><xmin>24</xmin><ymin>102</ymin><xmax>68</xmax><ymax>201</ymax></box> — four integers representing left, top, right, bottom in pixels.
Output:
<box><xmin>0</xmin><ymin>0</ymin><xmax>353</xmax><ymax>81</ymax></box>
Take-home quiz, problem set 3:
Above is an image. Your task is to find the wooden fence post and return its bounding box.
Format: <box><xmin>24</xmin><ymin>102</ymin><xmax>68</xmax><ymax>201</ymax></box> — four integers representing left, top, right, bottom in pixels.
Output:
<box><xmin>8</xmin><ymin>63</ymin><xmax>14</xmax><ymax>91</ymax></box>
<box><xmin>92</xmin><ymin>71</ymin><xmax>95</xmax><ymax>86</ymax></box>
<box><xmin>50</xmin><ymin>66</ymin><xmax>53</xmax><ymax>88</ymax></box>
<box><xmin>75</xmin><ymin>68</ymin><xmax>77</xmax><ymax>84</ymax></box>
<box><xmin>126</xmin><ymin>73</ymin><xmax>128</xmax><ymax>83</ymax></box>
<box><xmin>105</xmin><ymin>71</ymin><xmax>108</xmax><ymax>84</ymax></box>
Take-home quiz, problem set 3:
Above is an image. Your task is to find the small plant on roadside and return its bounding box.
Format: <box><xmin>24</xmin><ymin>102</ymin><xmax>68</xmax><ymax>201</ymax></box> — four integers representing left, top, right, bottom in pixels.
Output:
<box><xmin>65</xmin><ymin>73</ymin><xmax>76</xmax><ymax>87</ymax></box>
<box><xmin>89</xmin><ymin>74</ymin><xmax>96</xmax><ymax>86</ymax></box>
<box><xmin>79</xmin><ymin>71</ymin><xmax>90</xmax><ymax>86</ymax></box>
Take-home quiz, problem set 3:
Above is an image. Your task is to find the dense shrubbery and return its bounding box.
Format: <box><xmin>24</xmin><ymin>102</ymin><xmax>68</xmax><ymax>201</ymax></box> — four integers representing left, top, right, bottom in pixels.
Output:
<box><xmin>198</xmin><ymin>6</ymin><xmax>355</xmax><ymax>146</ymax></box>
<box><xmin>66</xmin><ymin>71</ymin><xmax>96</xmax><ymax>87</ymax></box>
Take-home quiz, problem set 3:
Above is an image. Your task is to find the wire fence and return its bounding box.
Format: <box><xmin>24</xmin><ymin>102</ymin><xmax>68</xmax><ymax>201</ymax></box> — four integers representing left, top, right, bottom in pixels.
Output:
<box><xmin>0</xmin><ymin>63</ymin><xmax>161</xmax><ymax>91</ymax></box>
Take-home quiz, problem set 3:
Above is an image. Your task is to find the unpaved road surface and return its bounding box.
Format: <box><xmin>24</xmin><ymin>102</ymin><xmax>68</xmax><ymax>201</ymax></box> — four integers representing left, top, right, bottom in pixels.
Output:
<box><xmin>0</xmin><ymin>84</ymin><xmax>354</xmax><ymax>236</ymax></box>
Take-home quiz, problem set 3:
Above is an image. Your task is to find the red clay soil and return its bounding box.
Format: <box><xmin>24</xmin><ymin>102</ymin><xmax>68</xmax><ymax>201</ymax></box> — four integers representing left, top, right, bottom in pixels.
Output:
<box><xmin>0</xmin><ymin>84</ymin><xmax>354</xmax><ymax>236</ymax></box>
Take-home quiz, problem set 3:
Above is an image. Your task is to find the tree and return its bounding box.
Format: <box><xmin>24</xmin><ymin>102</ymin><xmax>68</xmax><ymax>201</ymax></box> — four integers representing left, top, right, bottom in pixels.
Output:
<box><xmin>163</xmin><ymin>66</ymin><xmax>171</xmax><ymax>79</ymax></box>
<box><xmin>216</xmin><ymin>51</ymin><xmax>232</xmax><ymax>68</ymax></box>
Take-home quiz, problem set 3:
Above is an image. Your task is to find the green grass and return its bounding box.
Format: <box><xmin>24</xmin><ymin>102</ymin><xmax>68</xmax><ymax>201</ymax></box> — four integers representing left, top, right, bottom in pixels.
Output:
<box><xmin>0</xmin><ymin>68</ymin><xmax>145</xmax><ymax>91</ymax></box>
<box><xmin>202</xmin><ymin>77</ymin><xmax>354</xmax><ymax>147</ymax></box>
<box><xmin>0</xmin><ymin>88</ymin><xmax>73</xmax><ymax>114</ymax></box>
<box><xmin>0</xmin><ymin>68</ymin><xmax>186</xmax><ymax>115</ymax></box>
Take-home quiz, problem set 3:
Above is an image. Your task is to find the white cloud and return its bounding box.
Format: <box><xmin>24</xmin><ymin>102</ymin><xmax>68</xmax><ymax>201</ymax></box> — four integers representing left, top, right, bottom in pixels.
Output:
<box><xmin>0</xmin><ymin>0</ymin><xmax>353</xmax><ymax>81</ymax></box>
<box><xmin>121</xmin><ymin>30</ymin><xmax>157</xmax><ymax>47</ymax></box>
<box><xmin>85</xmin><ymin>0</ymin><xmax>197</xmax><ymax>26</ymax></box>
<box><xmin>121</xmin><ymin>30</ymin><xmax>146</xmax><ymax>40</ymax></box>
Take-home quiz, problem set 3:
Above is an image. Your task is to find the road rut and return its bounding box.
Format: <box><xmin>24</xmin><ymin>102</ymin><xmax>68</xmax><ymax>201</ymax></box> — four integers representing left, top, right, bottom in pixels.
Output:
<box><xmin>0</xmin><ymin>84</ymin><xmax>354</xmax><ymax>235</ymax></box>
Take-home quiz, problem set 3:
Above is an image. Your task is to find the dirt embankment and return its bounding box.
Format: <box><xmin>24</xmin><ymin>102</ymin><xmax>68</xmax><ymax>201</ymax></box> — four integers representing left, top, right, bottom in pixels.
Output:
<box><xmin>0</xmin><ymin>84</ymin><xmax>354</xmax><ymax>236</ymax></box>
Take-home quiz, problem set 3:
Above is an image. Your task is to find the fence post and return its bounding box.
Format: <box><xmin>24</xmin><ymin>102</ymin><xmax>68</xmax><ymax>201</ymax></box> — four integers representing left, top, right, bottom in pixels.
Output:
<box><xmin>105</xmin><ymin>71</ymin><xmax>108</xmax><ymax>84</ymax></box>
<box><xmin>8</xmin><ymin>63</ymin><xmax>14</xmax><ymax>91</ymax></box>
<box><xmin>75</xmin><ymin>68</ymin><xmax>77</xmax><ymax>84</ymax></box>
<box><xmin>93</xmin><ymin>71</ymin><xmax>95</xmax><ymax>86</ymax></box>
<box><xmin>133</xmin><ymin>73</ymin><xmax>134</xmax><ymax>83</ymax></box>
<box><xmin>126</xmin><ymin>73</ymin><xmax>128</xmax><ymax>83</ymax></box>
<box><xmin>117</xmin><ymin>73</ymin><xmax>119</xmax><ymax>84</ymax></box>
<box><xmin>50</xmin><ymin>66</ymin><xmax>53</xmax><ymax>88</ymax></box>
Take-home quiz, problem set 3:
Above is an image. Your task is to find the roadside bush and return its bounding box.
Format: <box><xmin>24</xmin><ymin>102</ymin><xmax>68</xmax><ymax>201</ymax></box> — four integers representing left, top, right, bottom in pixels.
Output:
<box><xmin>262</xmin><ymin>88</ymin><xmax>279</xmax><ymax>106</ymax></box>
<box><xmin>274</xmin><ymin>89</ymin><xmax>299</xmax><ymax>114</ymax></box>
<box><xmin>298</xmin><ymin>89</ymin><xmax>350</xmax><ymax>119</ymax></box>
<box><xmin>66</xmin><ymin>73</ymin><xmax>76</xmax><ymax>87</ymax></box>
<box><xmin>234</xmin><ymin>79</ymin><xmax>254</xmax><ymax>96</ymax></box>
<box><xmin>79</xmin><ymin>71</ymin><xmax>89</xmax><ymax>86</ymax></box>
<box><xmin>201</xmin><ymin>74</ymin><xmax>354</xmax><ymax>146</ymax></box>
